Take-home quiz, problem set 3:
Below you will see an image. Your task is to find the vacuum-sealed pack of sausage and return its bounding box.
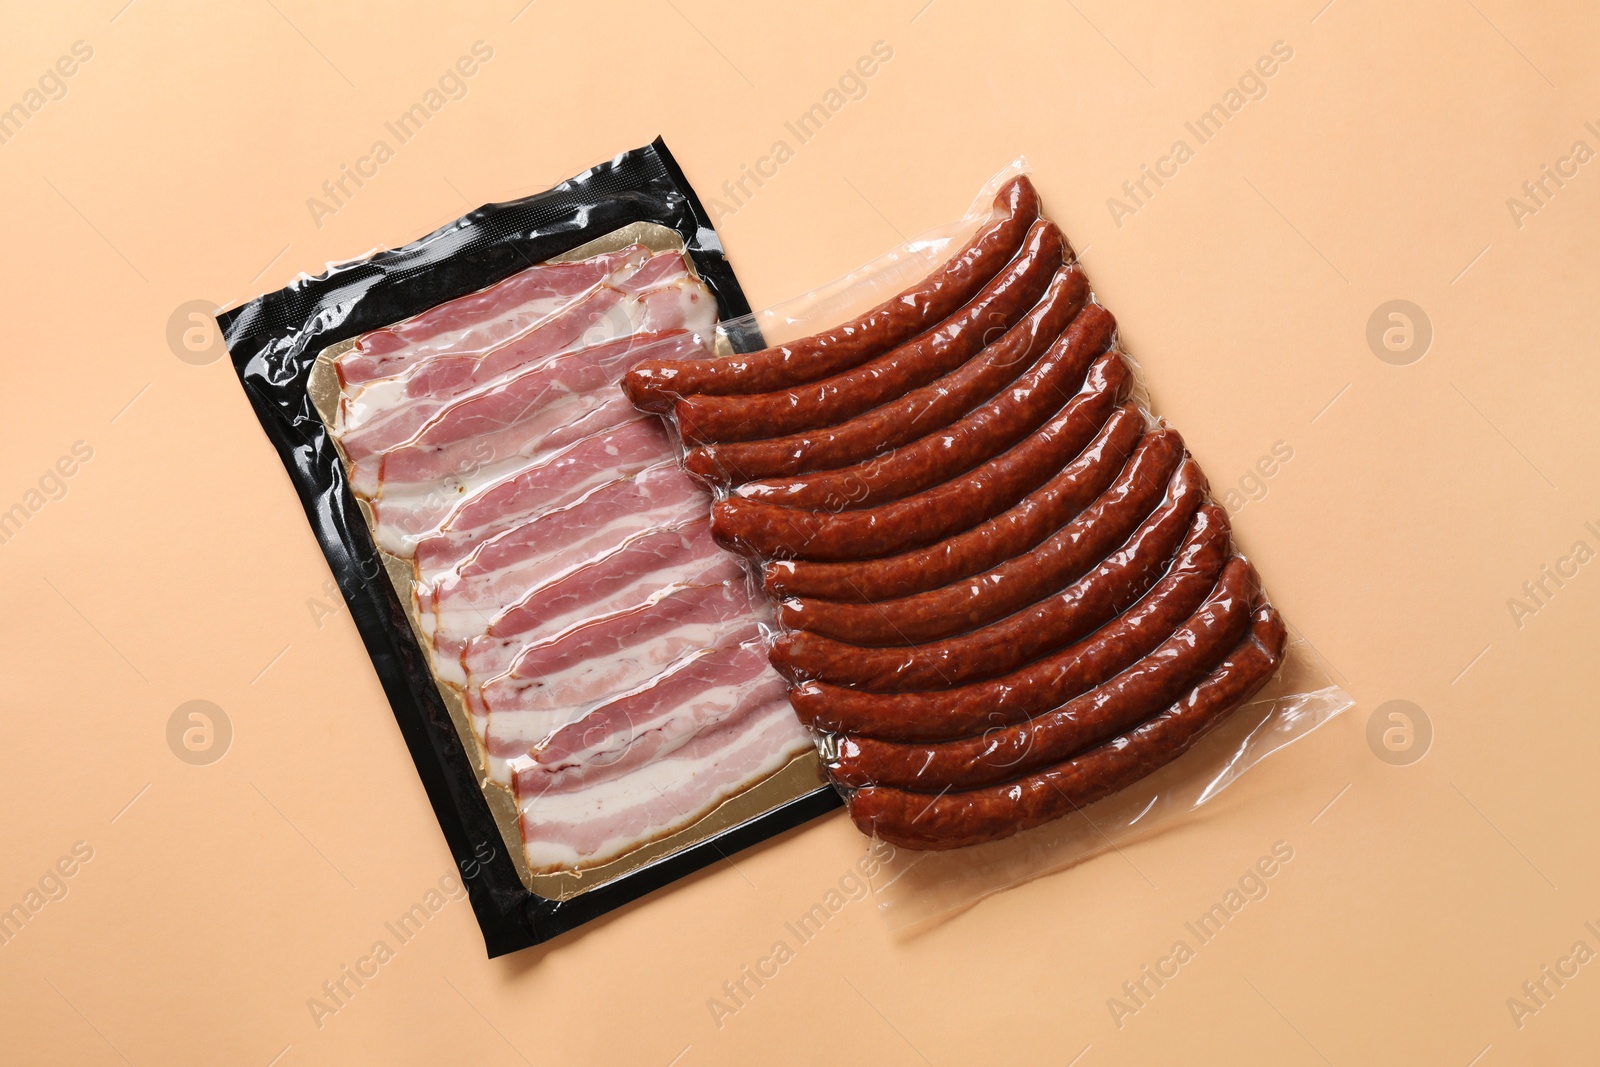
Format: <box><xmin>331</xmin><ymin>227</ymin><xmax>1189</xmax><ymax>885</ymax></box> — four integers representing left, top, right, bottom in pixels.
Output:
<box><xmin>623</xmin><ymin>160</ymin><xmax>1353</xmax><ymax>929</ymax></box>
<box><xmin>218</xmin><ymin>139</ymin><xmax>840</xmax><ymax>955</ymax></box>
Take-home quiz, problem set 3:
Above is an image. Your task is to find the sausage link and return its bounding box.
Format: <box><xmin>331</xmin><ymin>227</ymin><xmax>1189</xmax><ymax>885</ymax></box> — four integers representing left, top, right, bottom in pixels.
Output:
<box><xmin>786</xmin><ymin>506</ymin><xmax>1232</xmax><ymax>740</ymax></box>
<box><xmin>778</xmin><ymin>428</ymin><xmax>1185</xmax><ymax>646</ymax></box>
<box><xmin>844</xmin><ymin>601</ymin><xmax>1287</xmax><ymax>850</ymax></box>
<box><xmin>623</xmin><ymin>177</ymin><xmax>1042</xmax><ymax>412</ymax></box>
<box><xmin>764</xmin><ymin>402</ymin><xmax>1142</xmax><ymax>603</ymax></box>
<box><xmin>735</xmin><ymin>302</ymin><xmax>1117</xmax><ymax>509</ymax></box>
<box><xmin>675</xmin><ymin>220</ymin><xmax>1065</xmax><ymax>445</ymax></box>
<box><xmin>768</xmin><ymin>482</ymin><xmax>1215</xmax><ymax>691</ymax></box>
<box><xmin>685</xmin><ymin>264</ymin><xmax>1089</xmax><ymax>484</ymax></box>
<box><xmin>826</xmin><ymin>557</ymin><xmax>1259</xmax><ymax>790</ymax></box>
<box><xmin>712</xmin><ymin>351</ymin><xmax>1129</xmax><ymax>562</ymax></box>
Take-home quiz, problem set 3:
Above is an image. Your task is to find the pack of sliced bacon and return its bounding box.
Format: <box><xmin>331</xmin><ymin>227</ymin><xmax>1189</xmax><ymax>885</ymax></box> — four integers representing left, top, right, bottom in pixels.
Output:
<box><xmin>626</xmin><ymin>162</ymin><xmax>1352</xmax><ymax>927</ymax></box>
<box><xmin>220</xmin><ymin>141</ymin><xmax>840</xmax><ymax>955</ymax></box>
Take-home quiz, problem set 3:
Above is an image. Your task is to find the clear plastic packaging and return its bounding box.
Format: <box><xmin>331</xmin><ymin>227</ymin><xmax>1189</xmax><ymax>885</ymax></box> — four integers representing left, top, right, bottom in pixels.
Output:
<box><xmin>627</xmin><ymin>158</ymin><xmax>1353</xmax><ymax>922</ymax></box>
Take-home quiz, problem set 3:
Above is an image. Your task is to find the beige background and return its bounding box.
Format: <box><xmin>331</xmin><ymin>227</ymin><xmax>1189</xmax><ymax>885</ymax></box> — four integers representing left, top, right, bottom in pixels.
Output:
<box><xmin>1</xmin><ymin>1</ymin><xmax>1594</xmax><ymax>1063</ymax></box>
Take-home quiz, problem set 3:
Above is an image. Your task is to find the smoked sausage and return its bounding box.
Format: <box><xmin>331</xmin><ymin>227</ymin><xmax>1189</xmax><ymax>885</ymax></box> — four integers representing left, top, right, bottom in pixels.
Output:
<box><xmin>623</xmin><ymin>176</ymin><xmax>1043</xmax><ymax>412</ymax></box>
<box><xmin>675</xmin><ymin>220</ymin><xmax>1065</xmax><ymax>444</ymax></box>
<box><xmin>843</xmin><ymin>601</ymin><xmax>1287</xmax><ymax>850</ymax></box>
<box><xmin>825</xmin><ymin>556</ymin><xmax>1258</xmax><ymax>790</ymax></box>
<box><xmin>762</xmin><ymin>402</ymin><xmax>1143</xmax><ymax>602</ymax></box>
<box><xmin>786</xmin><ymin>518</ymin><xmax>1233</xmax><ymax>740</ymax></box>
<box><xmin>684</xmin><ymin>264</ymin><xmax>1089</xmax><ymax>484</ymax></box>
<box><xmin>711</xmin><ymin>351</ymin><xmax>1130</xmax><ymax>562</ymax></box>
<box><xmin>767</xmin><ymin>475</ymin><xmax>1214</xmax><ymax>691</ymax></box>
<box><xmin>777</xmin><ymin>428</ymin><xmax>1185</xmax><ymax>646</ymax></box>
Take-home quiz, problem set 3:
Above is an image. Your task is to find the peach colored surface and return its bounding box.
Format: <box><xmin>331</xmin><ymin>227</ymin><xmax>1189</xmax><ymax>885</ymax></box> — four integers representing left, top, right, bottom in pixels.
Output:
<box><xmin>2</xmin><ymin>2</ymin><xmax>1595</xmax><ymax>1064</ymax></box>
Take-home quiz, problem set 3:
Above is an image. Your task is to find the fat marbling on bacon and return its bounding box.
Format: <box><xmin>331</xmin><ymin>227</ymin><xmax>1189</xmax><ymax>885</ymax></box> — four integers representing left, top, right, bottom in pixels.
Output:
<box><xmin>327</xmin><ymin>244</ymin><xmax>812</xmax><ymax>873</ymax></box>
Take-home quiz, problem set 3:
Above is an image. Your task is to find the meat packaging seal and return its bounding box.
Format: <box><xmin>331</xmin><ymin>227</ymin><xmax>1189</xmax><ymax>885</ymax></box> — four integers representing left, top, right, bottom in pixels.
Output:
<box><xmin>623</xmin><ymin>159</ymin><xmax>1355</xmax><ymax>931</ymax></box>
<box><xmin>217</xmin><ymin>139</ymin><xmax>842</xmax><ymax>956</ymax></box>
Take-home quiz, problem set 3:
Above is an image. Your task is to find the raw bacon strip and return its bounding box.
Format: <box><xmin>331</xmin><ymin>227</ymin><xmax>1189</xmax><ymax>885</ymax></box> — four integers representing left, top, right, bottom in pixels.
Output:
<box><xmin>387</xmin><ymin>251</ymin><xmax>694</xmax><ymax>408</ymax></box>
<box><xmin>369</xmin><ymin>412</ymin><xmax>668</xmax><ymax>559</ymax></box>
<box><xmin>473</xmin><ymin>522</ymin><xmax>728</xmax><ymax>643</ymax></box>
<box><xmin>338</xmin><ymin>267</ymin><xmax>708</xmax><ymax>449</ymax></box>
<box><xmin>515</xmin><ymin>639</ymin><xmax>782</xmax><ymax>795</ymax></box>
<box><xmin>533</xmin><ymin>640</ymin><xmax>773</xmax><ymax>763</ymax></box>
<box><xmin>508</xmin><ymin>580</ymin><xmax>757</xmax><ymax>685</ymax></box>
<box><xmin>455</xmin><ymin>536</ymin><xmax>742</xmax><ymax>687</ymax></box>
<box><xmin>428</xmin><ymin>524</ymin><xmax>716</xmax><ymax>687</ymax></box>
<box><xmin>477</xmin><ymin>614</ymin><xmax>762</xmax><ymax>756</ymax></box>
<box><xmin>430</xmin><ymin>417</ymin><xmax>668</xmax><ymax>536</ymax></box>
<box><xmin>346</xmin><ymin>328</ymin><xmax>706</xmax><ymax>498</ymax></box>
<box><xmin>516</xmin><ymin>703</ymin><xmax>811</xmax><ymax>872</ymax></box>
<box><xmin>380</xmin><ymin>328</ymin><xmax>690</xmax><ymax>454</ymax></box>
<box><xmin>422</xmin><ymin>461</ymin><xmax>709</xmax><ymax>629</ymax></box>
<box><xmin>335</xmin><ymin>244</ymin><xmax>652</xmax><ymax>387</ymax></box>
<box><xmin>477</xmin><ymin>582</ymin><xmax>762</xmax><ymax>719</ymax></box>
<box><xmin>356</xmin><ymin>331</ymin><xmax>708</xmax><ymax>499</ymax></box>
<box><xmin>460</xmin><ymin>518</ymin><xmax>729</xmax><ymax>643</ymax></box>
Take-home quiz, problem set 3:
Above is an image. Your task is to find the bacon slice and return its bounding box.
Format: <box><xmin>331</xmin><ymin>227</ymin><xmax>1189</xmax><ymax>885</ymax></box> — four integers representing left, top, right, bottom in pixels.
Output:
<box><xmin>443</xmin><ymin>522</ymin><xmax>734</xmax><ymax>686</ymax></box>
<box><xmin>335</xmin><ymin>244</ymin><xmax>653</xmax><ymax>387</ymax></box>
<box><xmin>422</xmin><ymin>460</ymin><xmax>710</xmax><ymax>633</ymax></box>
<box><xmin>515</xmin><ymin>701</ymin><xmax>811</xmax><ymax>872</ymax></box>
<box><xmin>476</xmin><ymin>582</ymin><xmax>762</xmax><ymax>721</ymax></box>
<box><xmin>368</xmin><ymin>383</ymin><xmax>652</xmax><ymax>503</ymax></box>
<box><xmin>347</xmin><ymin>328</ymin><xmax>710</xmax><ymax>498</ymax></box>
<box><xmin>337</xmin><ymin>268</ymin><xmax>710</xmax><ymax>454</ymax></box>
<box><xmin>516</xmin><ymin>639</ymin><xmax>784</xmax><ymax>794</ymax></box>
<box><xmin>369</xmin><ymin>412</ymin><xmax>668</xmax><ymax>559</ymax></box>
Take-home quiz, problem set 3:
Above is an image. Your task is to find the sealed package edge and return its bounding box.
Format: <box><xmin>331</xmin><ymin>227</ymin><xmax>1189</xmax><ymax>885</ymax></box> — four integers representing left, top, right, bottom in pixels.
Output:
<box><xmin>217</xmin><ymin>138</ymin><xmax>840</xmax><ymax>956</ymax></box>
<box><xmin>624</xmin><ymin>162</ymin><xmax>1353</xmax><ymax>920</ymax></box>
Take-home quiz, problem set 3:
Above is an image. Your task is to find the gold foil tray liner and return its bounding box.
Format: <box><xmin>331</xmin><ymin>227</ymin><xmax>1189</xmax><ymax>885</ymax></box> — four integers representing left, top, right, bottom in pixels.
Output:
<box><xmin>308</xmin><ymin>223</ymin><xmax>825</xmax><ymax>902</ymax></box>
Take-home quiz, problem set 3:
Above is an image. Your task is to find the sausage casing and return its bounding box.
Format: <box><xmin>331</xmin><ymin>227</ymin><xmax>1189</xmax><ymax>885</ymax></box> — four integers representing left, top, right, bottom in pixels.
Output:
<box><xmin>762</xmin><ymin>402</ymin><xmax>1143</xmax><ymax>603</ymax></box>
<box><xmin>735</xmin><ymin>302</ymin><xmax>1117</xmax><ymax>509</ymax></box>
